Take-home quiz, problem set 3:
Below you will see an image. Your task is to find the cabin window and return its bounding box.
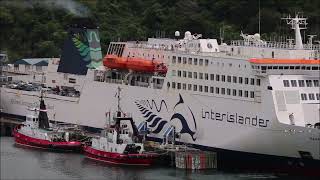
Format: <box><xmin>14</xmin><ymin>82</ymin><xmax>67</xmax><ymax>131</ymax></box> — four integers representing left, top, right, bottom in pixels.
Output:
<box><xmin>183</xmin><ymin>71</ymin><xmax>187</xmax><ymax>78</ymax></box>
<box><xmin>298</xmin><ymin>80</ymin><xmax>305</xmax><ymax>87</ymax></box>
<box><xmin>172</xmin><ymin>70</ymin><xmax>176</xmax><ymax>76</ymax></box>
<box><xmin>301</xmin><ymin>66</ymin><xmax>306</xmax><ymax>70</ymax></box>
<box><xmin>273</xmin><ymin>66</ymin><xmax>278</xmax><ymax>69</ymax></box>
<box><xmin>301</xmin><ymin>93</ymin><xmax>307</xmax><ymax>100</ymax></box>
<box><xmin>199</xmin><ymin>59</ymin><xmax>203</xmax><ymax>66</ymax></box>
<box><xmin>309</xmin><ymin>93</ymin><xmax>315</xmax><ymax>100</ymax></box>
<box><xmin>313</xmin><ymin>80</ymin><xmax>319</xmax><ymax>87</ymax></box>
<box><xmin>182</xmin><ymin>83</ymin><xmax>186</xmax><ymax>90</ymax></box>
<box><xmin>188</xmin><ymin>72</ymin><xmax>192</xmax><ymax>78</ymax></box>
<box><xmin>250</xmin><ymin>78</ymin><xmax>255</xmax><ymax>85</ymax></box>
<box><xmin>239</xmin><ymin>77</ymin><xmax>243</xmax><ymax>84</ymax></box>
<box><xmin>204</xmin><ymin>86</ymin><xmax>208</xmax><ymax>92</ymax></box>
<box><xmin>178</xmin><ymin>70</ymin><xmax>181</xmax><ymax>77</ymax></box>
<box><xmin>221</xmin><ymin>75</ymin><xmax>225</xmax><ymax>82</ymax></box>
<box><xmin>177</xmin><ymin>83</ymin><xmax>181</xmax><ymax>89</ymax></box>
<box><xmin>233</xmin><ymin>76</ymin><xmax>237</xmax><ymax>83</ymax></box>
<box><xmin>188</xmin><ymin>58</ymin><xmax>192</xmax><ymax>65</ymax></box>
<box><xmin>193</xmin><ymin>85</ymin><xmax>197</xmax><ymax>91</ymax></box>
<box><xmin>216</xmin><ymin>87</ymin><xmax>220</xmax><ymax>94</ymax></box>
<box><xmin>205</xmin><ymin>59</ymin><xmax>209</xmax><ymax>66</ymax></box>
<box><xmin>210</xmin><ymin>74</ymin><xmax>214</xmax><ymax>81</ymax></box>
<box><xmin>245</xmin><ymin>78</ymin><xmax>249</xmax><ymax>84</ymax></box>
<box><xmin>279</xmin><ymin>66</ymin><xmax>284</xmax><ymax>70</ymax></box>
<box><xmin>244</xmin><ymin>91</ymin><xmax>249</xmax><ymax>97</ymax></box>
<box><xmin>194</xmin><ymin>72</ymin><xmax>198</xmax><ymax>79</ymax></box>
<box><xmin>238</xmin><ymin>90</ymin><xmax>243</xmax><ymax>97</ymax></box>
<box><xmin>183</xmin><ymin>57</ymin><xmax>187</xmax><ymax>64</ymax></box>
<box><xmin>210</xmin><ymin>87</ymin><xmax>214</xmax><ymax>93</ymax></box>
<box><xmin>312</xmin><ymin>66</ymin><xmax>319</xmax><ymax>70</ymax></box>
<box><xmin>69</xmin><ymin>78</ymin><xmax>76</xmax><ymax>84</ymax></box>
<box><xmin>289</xmin><ymin>66</ymin><xmax>294</xmax><ymax>69</ymax></box>
<box><xmin>172</xmin><ymin>56</ymin><xmax>176</xmax><ymax>64</ymax></box>
<box><xmin>233</xmin><ymin>89</ymin><xmax>237</xmax><ymax>96</ymax></box>
<box><xmin>284</xmin><ymin>66</ymin><xmax>289</xmax><ymax>70</ymax></box>
<box><xmin>316</xmin><ymin>93</ymin><xmax>320</xmax><ymax>100</ymax></box>
<box><xmin>205</xmin><ymin>73</ymin><xmax>209</xmax><ymax>80</ymax></box>
<box><xmin>188</xmin><ymin>84</ymin><xmax>192</xmax><ymax>90</ymax></box>
<box><xmin>295</xmin><ymin>66</ymin><xmax>300</xmax><ymax>70</ymax></box>
<box><xmin>199</xmin><ymin>73</ymin><xmax>203</xmax><ymax>79</ymax></box>
<box><xmin>216</xmin><ymin>74</ymin><xmax>220</xmax><ymax>81</ymax></box>
<box><xmin>178</xmin><ymin>57</ymin><xmax>182</xmax><ymax>63</ymax></box>
<box><xmin>227</xmin><ymin>88</ymin><xmax>231</xmax><ymax>95</ymax></box>
<box><xmin>290</xmin><ymin>80</ymin><xmax>297</xmax><ymax>87</ymax></box>
<box><xmin>221</xmin><ymin>88</ymin><xmax>225</xmax><ymax>95</ymax></box>
<box><xmin>194</xmin><ymin>58</ymin><xmax>198</xmax><ymax>65</ymax></box>
<box><xmin>227</xmin><ymin>76</ymin><xmax>231</xmax><ymax>82</ymax></box>
<box><xmin>283</xmin><ymin>80</ymin><xmax>290</xmax><ymax>87</ymax></box>
<box><xmin>256</xmin><ymin>79</ymin><xmax>261</xmax><ymax>86</ymax></box>
<box><xmin>250</xmin><ymin>91</ymin><xmax>255</xmax><ymax>98</ymax></box>
<box><xmin>268</xmin><ymin>66</ymin><xmax>272</xmax><ymax>69</ymax></box>
<box><xmin>306</xmin><ymin>80</ymin><xmax>313</xmax><ymax>87</ymax></box>
<box><xmin>172</xmin><ymin>82</ymin><xmax>176</xmax><ymax>89</ymax></box>
<box><xmin>272</xmin><ymin>51</ymin><xmax>274</xmax><ymax>58</ymax></box>
<box><xmin>199</xmin><ymin>85</ymin><xmax>203</xmax><ymax>92</ymax></box>
<box><xmin>306</xmin><ymin>66</ymin><xmax>311</xmax><ymax>70</ymax></box>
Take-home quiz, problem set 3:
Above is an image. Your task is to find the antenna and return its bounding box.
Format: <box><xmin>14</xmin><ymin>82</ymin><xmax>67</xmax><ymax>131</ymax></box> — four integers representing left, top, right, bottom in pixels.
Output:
<box><xmin>282</xmin><ymin>13</ymin><xmax>307</xmax><ymax>49</ymax></box>
<box><xmin>258</xmin><ymin>0</ymin><xmax>261</xmax><ymax>35</ymax></box>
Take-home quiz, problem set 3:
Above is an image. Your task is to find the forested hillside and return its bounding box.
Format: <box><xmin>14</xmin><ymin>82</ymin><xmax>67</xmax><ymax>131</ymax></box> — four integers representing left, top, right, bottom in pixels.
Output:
<box><xmin>0</xmin><ymin>0</ymin><xmax>319</xmax><ymax>62</ymax></box>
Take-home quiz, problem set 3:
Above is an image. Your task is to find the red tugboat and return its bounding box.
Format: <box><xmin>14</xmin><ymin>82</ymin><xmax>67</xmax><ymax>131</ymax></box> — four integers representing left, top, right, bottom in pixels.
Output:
<box><xmin>83</xmin><ymin>87</ymin><xmax>158</xmax><ymax>166</ymax></box>
<box><xmin>12</xmin><ymin>93</ymin><xmax>82</xmax><ymax>151</ymax></box>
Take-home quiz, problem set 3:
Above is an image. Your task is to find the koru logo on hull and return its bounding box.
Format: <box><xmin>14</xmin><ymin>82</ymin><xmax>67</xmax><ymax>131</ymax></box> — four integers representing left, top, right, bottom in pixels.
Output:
<box><xmin>135</xmin><ymin>94</ymin><xmax>197</xmax><ymax>141</ymax></box>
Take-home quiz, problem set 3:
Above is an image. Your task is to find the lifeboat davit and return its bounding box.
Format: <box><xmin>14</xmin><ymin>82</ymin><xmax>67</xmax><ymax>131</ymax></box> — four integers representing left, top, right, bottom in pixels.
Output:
<box><xmin>103</xmin><ymin>54</ymin><xmax>167</xmax><ymax>74</ymax></box>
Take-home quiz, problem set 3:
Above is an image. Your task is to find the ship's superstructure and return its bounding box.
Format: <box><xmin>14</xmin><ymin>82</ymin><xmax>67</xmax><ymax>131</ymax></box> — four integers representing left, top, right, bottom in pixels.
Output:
<box><xmin>1</xmin><ymin>15</ymin><xmax>320</xmax><ymax>173</ymax></box>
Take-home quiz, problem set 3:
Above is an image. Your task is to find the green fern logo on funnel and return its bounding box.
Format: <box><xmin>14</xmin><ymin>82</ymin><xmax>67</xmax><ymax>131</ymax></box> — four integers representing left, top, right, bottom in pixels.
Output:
<box><xmin>72</xmin><ymin>30</ymin><xmax>102</xmax><ymax>69</ymax></box>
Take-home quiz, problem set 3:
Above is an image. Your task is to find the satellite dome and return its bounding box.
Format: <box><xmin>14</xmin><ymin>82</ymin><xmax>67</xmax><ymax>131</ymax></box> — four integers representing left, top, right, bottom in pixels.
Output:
<box><xmin>175</xmin><ymin>31</ymin><xmax>180</xmax><ymax>37</ymax></box>
<box><xmin>184</xmin><ymin>31</ymin><xmax>192</xmax><ymax>40</ymax></box>
<box><xmin>254</xmin><ymin>33</ymin><xmax>261</xmax><ymax>39</ymax></box>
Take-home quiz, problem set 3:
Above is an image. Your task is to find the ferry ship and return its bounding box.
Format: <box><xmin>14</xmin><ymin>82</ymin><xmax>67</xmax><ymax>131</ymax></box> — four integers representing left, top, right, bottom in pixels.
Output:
<box><xmin>1</xmin><ymin>16</ymin><xmax>320</xmax><ymax>175</ymax></box>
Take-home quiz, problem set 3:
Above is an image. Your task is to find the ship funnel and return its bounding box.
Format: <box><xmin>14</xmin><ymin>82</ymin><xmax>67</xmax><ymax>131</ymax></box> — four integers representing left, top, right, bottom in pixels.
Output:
<box><xmin>57</xmin><ymin>18</ymin><xmax>103</xmax><ymax>75</ymax></box>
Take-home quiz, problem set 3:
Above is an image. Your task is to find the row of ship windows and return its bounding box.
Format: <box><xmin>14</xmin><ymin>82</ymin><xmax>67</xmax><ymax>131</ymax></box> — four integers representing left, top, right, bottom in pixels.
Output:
<box><xmin>169</xmin><ymin>82</ymin><xmax>255</xmax><ymax>98</ymax></box>
<box><xmin>283</xmin><ymin>80</ymin><xmax>319</xmax><ymax>87</ymax></box>
<box><xmin>172</xmin><ymin>56</ymin><xmax>209</xmax><ymax>66</ymax></box>
<box><xmin>301</xmin><ymin>93</ymin><xmax>320</xmax><ymax>101</ymax></box>
<box><xmin>172</xmin><ymin>70</ymin><xmax>261</xmax><ymax>86</ymax></box>
<box><xmin>253</xmin><ymin>65</ymin><xmax>320</xmax><ymax>71</ymax></box>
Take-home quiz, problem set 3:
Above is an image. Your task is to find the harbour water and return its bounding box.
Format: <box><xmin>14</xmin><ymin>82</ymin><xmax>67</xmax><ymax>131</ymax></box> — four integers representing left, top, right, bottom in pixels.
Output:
<box><xmin>1</xmin><ymin>137</ymin><xmax>297</xmax><ymax>180</ymax></box>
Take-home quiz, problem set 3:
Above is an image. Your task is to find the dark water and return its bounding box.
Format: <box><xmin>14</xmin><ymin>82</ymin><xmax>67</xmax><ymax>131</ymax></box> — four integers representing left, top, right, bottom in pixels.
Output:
<box><xmin>1</xmin><ymin>137</ymin><xmax>288</xmax><ymax>180</ymax></box>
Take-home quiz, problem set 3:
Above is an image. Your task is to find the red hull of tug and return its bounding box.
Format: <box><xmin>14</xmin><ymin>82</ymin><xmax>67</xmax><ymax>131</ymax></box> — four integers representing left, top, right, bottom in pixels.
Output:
<box><xmin>83</xmin><ymin>145</ymin><xmax>157</xmax><ymax>166</ymax></box>
<box><xmin>12</xmin><ymin>126</ymin><xmax>82</xmax><ymax>152</ymax></box>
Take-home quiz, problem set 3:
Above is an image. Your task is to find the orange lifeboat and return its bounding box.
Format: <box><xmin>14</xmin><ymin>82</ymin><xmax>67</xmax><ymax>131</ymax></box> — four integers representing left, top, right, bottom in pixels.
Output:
<box><xmin>103</xmin><ymin>55</ymin><xmax>167</xmax><ymax>74</ymax></box>
<box><xmin>103</xmin><ymin>54</ymin><xmax>127</xmax><ymax>70</ymax></box>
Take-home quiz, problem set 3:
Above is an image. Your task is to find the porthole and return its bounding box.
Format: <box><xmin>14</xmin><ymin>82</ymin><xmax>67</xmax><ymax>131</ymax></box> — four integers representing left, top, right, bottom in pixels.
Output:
<box><xmin>207</xmin><ymin>43</ymin><xmax>213</xmax><ymax>49</ymax></box>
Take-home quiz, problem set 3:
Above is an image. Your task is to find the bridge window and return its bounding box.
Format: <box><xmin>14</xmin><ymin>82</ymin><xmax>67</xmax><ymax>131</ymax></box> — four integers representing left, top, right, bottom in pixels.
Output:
<box><xmin>283</xmin><ymin>80</ymin><xmax>290</xmax><ymax>87</ymax></box>
<box><xmin>312</xmin><ymin>66</ymin><xmax>319</xmax><ymax>70</ymax></box>
<box><xmin>272</xmin><ymin>66</ymin><xmax>278</xmax><ymax>69</ymax></box>
<box><xmin>306</xmin><ymin>66</ymin><xmax>311</xmax><ymax>70</ymax></box>
<box><xmin>295</xmin><ymin>66</ymin><xmax>300</xmax><ymax>70</ymax></box>
<box><xmin>301</xmin><ymin>93</ymin><xmax>307</xmax><ymax>101</ymax></box>
<box><xmin>298</xmin><ymin>80</ymin><xmax>305</xmax><ymax>87</ymax></box>
<box><xmin>314</xmin><ymin>80</ymin><xmax>319</xmax><ymax>87</ymax></box>
<box><xmin>306</xmin><ymin>80</ymin><xmax>313</xmax><ymax>87</ymax></box>
<box><xmin>309</xmin><ymin>93</ymin><xmax>315</xmax><ymax>100</ymax></box>
<box><xmin>290</xmin><ymin>80</ymin><xmax>297</xmax><ymax>87</ymax></box>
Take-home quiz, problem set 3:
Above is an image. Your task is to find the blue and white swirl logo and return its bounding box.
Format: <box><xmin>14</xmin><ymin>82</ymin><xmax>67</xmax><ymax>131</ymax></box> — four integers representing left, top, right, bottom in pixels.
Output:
<box><xmin>134</xmin><ymin>94</ymin><xmax>197</xmax><ymax>141</ymax></box>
